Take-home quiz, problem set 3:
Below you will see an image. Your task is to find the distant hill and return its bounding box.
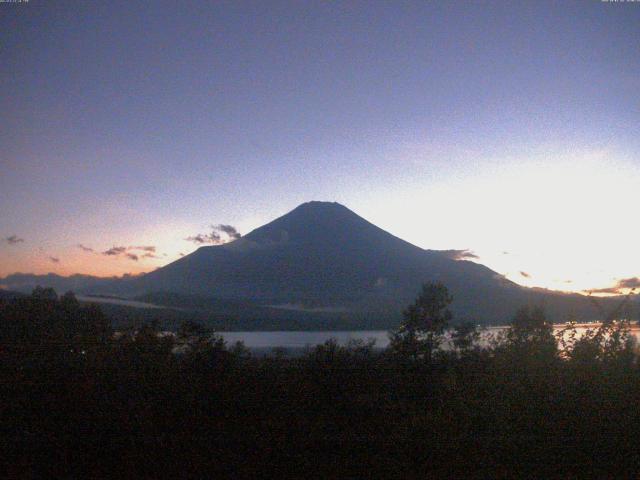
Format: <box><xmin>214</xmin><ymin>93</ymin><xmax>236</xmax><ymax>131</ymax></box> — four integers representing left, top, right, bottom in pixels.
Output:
<box><xmin>1</xmin><ymin>202</ymin><xmax>627</xmax><ymax>326</ymax></box>
<box><xmin>0</xmin><ymin>273</ymin><xmax>121</xmax><ymax>295</ymax></box>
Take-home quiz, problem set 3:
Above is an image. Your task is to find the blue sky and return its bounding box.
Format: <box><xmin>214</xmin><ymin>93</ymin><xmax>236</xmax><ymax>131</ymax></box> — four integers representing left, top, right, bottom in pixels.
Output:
<box><xmin>1</xmin><ymin>0</ymin><xmax>639</xmax><ymax>292</ymax></box>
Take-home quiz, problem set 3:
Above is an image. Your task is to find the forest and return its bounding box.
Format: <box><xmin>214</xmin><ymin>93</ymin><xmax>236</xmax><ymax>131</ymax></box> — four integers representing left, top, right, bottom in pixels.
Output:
<box><xmin>2</xmin><ymin>284</ymin><xmax>639</xmax><ymax>478</ymax></box>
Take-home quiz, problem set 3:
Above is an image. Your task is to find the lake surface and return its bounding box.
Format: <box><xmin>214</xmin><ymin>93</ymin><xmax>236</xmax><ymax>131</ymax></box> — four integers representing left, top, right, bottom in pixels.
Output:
<box><xmin>220</xmin><ymin>330</ymin><xmax>391</xmax><ymax>349</ymax></box>
<box><xmin>218</xmin><ymin>325</ymin><xmax>640</xmax><ymax>351</ymax></box>
<box><xmin>84</xmin><ymin>296</ymin><xmax>638</xmax><ymax>352</ymax></box>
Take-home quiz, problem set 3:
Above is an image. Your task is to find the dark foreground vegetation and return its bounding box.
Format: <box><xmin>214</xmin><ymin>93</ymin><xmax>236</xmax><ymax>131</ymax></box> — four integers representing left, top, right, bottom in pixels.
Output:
<box><xmin>1</xmin><ymin>285</ymin><xmax>639</xmax><ymax>478</ymax></box>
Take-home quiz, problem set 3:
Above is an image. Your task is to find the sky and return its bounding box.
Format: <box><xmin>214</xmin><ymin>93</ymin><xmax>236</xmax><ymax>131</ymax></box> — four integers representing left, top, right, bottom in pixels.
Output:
<box><xmin>1</xmin><ymin>0</ymin><xmax>639</xmax><ymax>294</ymax></box>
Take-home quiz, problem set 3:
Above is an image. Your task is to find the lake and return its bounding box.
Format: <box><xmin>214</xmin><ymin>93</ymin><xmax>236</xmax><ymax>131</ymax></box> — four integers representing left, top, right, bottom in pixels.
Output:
<box><xmin>217</xmin><ymin>324</ymin><xmax>640</xmax><ymax>352</ymax></box>
<box><xmin>84</xmin><ymin>296</ymin><xmax>638</xmax><ymax>352</ymax></box>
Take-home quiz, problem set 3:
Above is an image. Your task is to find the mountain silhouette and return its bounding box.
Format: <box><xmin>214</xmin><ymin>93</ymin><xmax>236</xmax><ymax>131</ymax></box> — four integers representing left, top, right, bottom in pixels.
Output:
<box><xmin>0</xmin><ymin>202</ymin><xmax>618</xmax><ymax>325</ymax></box>
<box><xmin>125</xmin><ymin>201</ymin><xmax>604</xmax><ymax>323</ymax></box>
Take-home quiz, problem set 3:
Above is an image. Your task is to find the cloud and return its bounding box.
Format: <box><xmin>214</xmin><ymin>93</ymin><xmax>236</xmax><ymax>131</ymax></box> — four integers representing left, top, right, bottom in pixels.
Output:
<box><xmin>102</xmin><ymin>245</ymin><xmax>160</xmax><ymax>261</ymax></box>
<box><xmin>131</xmin><ymin>245</ymin><xmax>156</xmax><ymax>252</ymax></box>
<box><xmin>215</xmin><ymin>224</ymin><xmax>242</xmax><ymax>240</ymax></box>
<box><xmin>519</xmin><ymin>271</ymin><xmax>531</xmax><ymax>278</ymax></box>
<box><xmin>103</xmin><ymin>246</ymin><xmax>127</xmax><ymax>256</ymax></box>
<box><xmin>617</xmin><ymin>277</ymin><xmax>640</xmax><ymax>289</ymax></box>
<box><xmin>440</xmin><ymin>249</ymin><xmax>479</xmax><ymax>261</ymax></box>
<box><xmin>584</xmin><ymin>277</ymin><xmax>640</xmax><ymax>295</ymax></box>
<box><xmin>48</xmin><ymin>256</ymin><xmax>60</xmax><ymax>263</ymax></box>
<box><xmin>185</xmin><ymin>224</ymin><xmax>242</xmax><ymax>245</ymax></box>
<box><xmin>77</xmin><ymin>244</ymin><xmax>94</xmax><ymax>253</ymax></box>
<box><xmin>585</xmin><ymin>286</ymin><xmax>621</xmax><ymax>295</ymax></box>
<box><xmin>5</xmin><ymin>235</ymin><xmax>25</xmax><ymax>245</ymax></box>
<box><xmin>185</xmin><ymin>232</ymin><xmax>220</xmax><ymax>244</ymax></box>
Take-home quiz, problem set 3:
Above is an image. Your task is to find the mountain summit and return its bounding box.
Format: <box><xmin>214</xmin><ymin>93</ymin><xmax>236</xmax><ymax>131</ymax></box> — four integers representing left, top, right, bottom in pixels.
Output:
<box><xmin>242</xmin><ymin>201</ymin><xmax>426</xmax><ymax>254</ymax></box>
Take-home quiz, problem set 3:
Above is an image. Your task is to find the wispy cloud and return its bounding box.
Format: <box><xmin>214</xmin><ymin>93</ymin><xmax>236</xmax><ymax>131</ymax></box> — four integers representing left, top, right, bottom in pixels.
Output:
<box><xmin>103</xmin><ymin>246</ymin><xmax>127</xmax><ymax>256</ymax></box>
<box><xmin>185</xmin><ymin>224</ymin><xmax>241</xmax><ymax>245</ymax></box>
<box><xmin>586</xmin><ymin>286</ymin><xmax>621</xmax><ymax>295</ymax></box>
<box><xmin>5</xmin><ymin>235</ymin><xmax>25</xmax><ymax>245</ymax></box>
<box><xmin>77</xmin><ymin>244</ymin><xmax>94</xmax><ymax>252</ymax></box>
<box><xmin>186</xmin><ymin>232</ymin><xmax>220</xmax><ymax>244</ymax></box>
<box><xmin>48</xmin><ymin>256</ymin><xmax>60</xmax><ymax>263</ymax></box>
<box><xmin>102</xmin><ymin>245</ymin><xmax>160</xmax><ymax>261</ymax></box>
<box><xmin>440</xmin><ymin>249</ymin><xmax>479</xmax><ymax>261</ymax></box>
<box><xmin>215</xmin><ymin>224</ymin><xmax>241</xmax><ymax>240</ymax></box>
<box><xmin>132</xmin><ymin>245</ymin><xmax>156</xmax><ymax>252</ymax></box>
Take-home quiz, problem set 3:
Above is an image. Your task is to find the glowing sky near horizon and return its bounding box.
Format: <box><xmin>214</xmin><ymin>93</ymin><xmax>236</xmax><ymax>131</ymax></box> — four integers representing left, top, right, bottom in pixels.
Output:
<box><xmin>1</xmin><ymin>1</ymin><xmax>639</xmax><ymax>294</ymax></box>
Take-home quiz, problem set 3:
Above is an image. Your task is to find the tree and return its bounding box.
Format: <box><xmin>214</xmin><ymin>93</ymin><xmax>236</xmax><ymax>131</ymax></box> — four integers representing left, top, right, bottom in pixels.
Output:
<box><xmin>451</xmin><ymin>321</ymin><xmax>481</xmax><ymax>355</ymax></box>
<box><xmin>507</xmin><ymin>306</ymin><xmax>554</xmax><ymax>345</ymax></box>
<box><xmin>501</xmin><ymin>305</ymin><xmax>557</xmax><ymax>365</ymax></box>
<box><xmin>390</xmin><ymin>282</ymin><xmax>453</xmax><ymax>362</ymax></box>
<box><xmin>31</xmin><ymin>286</ymin><xmax>58</xmax><ymax>301</ymax></box>
<box><xmin>0</xmin><ymin>289</ymin><xmax>113</xmax><ymax>364</ymax></box>
<box><xmin>177</xmin><ymin>319</ymin><xmax>212</xmax><ymax>343</ymax></box>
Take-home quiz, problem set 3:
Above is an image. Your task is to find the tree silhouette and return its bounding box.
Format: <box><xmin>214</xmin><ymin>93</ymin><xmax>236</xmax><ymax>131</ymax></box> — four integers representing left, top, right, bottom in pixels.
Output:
<box><xmin>499</xmin><ymin>306</ymin><xmax>558</xmax><ymax>368</ymax></box>
<box><xmin>451</xmin><ymin>321</ymin><xmax>481</xmax><ymax>355</ymax></box>
<box><xmin>390</xmin><ymin>282</ymin><xmax>453</xmax><ymax>362</ymax></box>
